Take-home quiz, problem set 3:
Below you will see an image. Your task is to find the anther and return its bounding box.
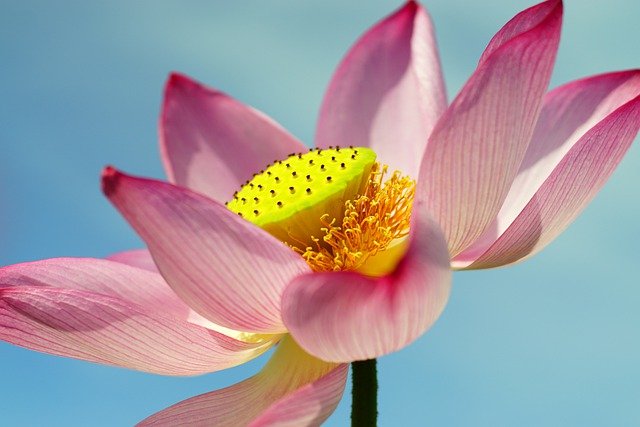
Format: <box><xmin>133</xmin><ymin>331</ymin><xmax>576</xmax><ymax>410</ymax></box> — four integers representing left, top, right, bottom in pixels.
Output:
<box><xmin>258</xmin><ymin>184</ymin><xmax>263</xmax><ymax>190</ymax></box>
<box><xmin>309</xmin><ymin>159</ymin><xmax>314</xmax><ymax>165</ymax></box>
<box><xmin>267</xmin><ymin>171</ymin><xmax>272</xmax><ymax>176</ymax></box>
<box><xmin>292</xmin><ymin>171</ymin><xmax>297</xmax><ymax>177</ymax></box>
<box><xmin>306</xmin><ymin>188</ymin><xmax>312</xmax><ymax>194</ymax></box>
<box><xmin>286</xmin><ymin>163</ymin><xmax>291</xmax><ymax>168</ymax></box>
<box><xmin>351</xmin><ymin>154</ymin><xmax>356</xmax><ymax>159</ymax></box>
<box><xmin>326</xmin><ymin>176</ymin><xmax>332</xmax><ymax>182</ymax></box>
<box><xmin>253</xmin><ymin>197</ymin><xmax>259</xmax><ymax>203</ymax></box>
<box><xmin>253</xmin><ymin>209</ymin><xmax>259</xmax><ymax>216</ymax></box>
<box><xmin>275</xmin><ymin>177</ymin><xmax>280</xmax><ymax>182</ymax></box>
<box><xmin>237</xmin><ymin>212</ymin><xmax>243</xmax><ymax>217</ymax></box>
<box><xmin>331</xmin><ymin>156</ymin><xmax>336</xmax><ymax>161</ymax></box>
<box><xmin>270</xmin><ymin>190</ymin><xmax>276</xmax><ymax>197</ymax></box>
<box><xmin>289</xmin><ymin>186</ymin><xmax>295</xmax><ymax>193</ymax></box>
<box><xmin>341</xmin><ymin>162</ymin><xmax>346</xmax><ymax>169</ymax></box>
<box><xmin>277</xmin><ymin>201</ymin><xmax>283</xmax><ymax>207</ymax></box>
<box><xmin>241</xmin><ymin>197</ymin><xmax>246</xmax><ymax>203</ymax></box>
<box><xmin>306</xmin><ymin>174</ymin><xmax>312</xmax><ymax>181</ymax></box>
<box><xmin>320</xmin><ymin>164</ymin><xmax>326</xmax><ymax>170</ymax></box>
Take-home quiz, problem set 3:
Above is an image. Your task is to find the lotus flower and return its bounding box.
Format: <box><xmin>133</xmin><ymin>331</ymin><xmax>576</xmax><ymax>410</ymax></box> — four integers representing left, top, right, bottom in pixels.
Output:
<box><xmin>1</xmin><ymin>0</ymin><xmax>639</xmax><ymax>425</ymax></box>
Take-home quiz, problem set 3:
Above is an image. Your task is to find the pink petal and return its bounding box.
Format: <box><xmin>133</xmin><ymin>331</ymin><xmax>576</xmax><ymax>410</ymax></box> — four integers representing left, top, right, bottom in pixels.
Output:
<box><xmin>107</xmin><ymin>249</ymin><xmax>158</xmax><ymax>272</ymax></box>
<box><xmin>281</xmin><ymin>203</ymin><xmax>451</xmax><ymax>362</ymax></box>
<box><xmin>418</xmin><ymin>0</ymin><xmax>563</xmax><ymax>256</ymax></box>
<box><xmin>249</xmin><ymin>367</ymin><xmax>347</xmax><ymax>427</ymax></box>
<box><xmin>138</xmin><ymin>336</ymin><xmax>347</xmax><ymax>426</ymax></box>
<box><xmin>105</xmin><ymin>251</ymin><xmax>262</xmax><ymax>337</ymax></box>
<box><xmin>2</xmin><ymin>258</ymin><xmax>188</xmax><ymax>320</ymax></box>
<box><xmin>453</xmin><ymin>70</ymin><xmax>640</xmax><ymax>269</ymax></box>
<box><xmin>0</xmin><ymin>285</ymin><xmax>273</xmax><ymax>376</ymax></box>
<box><xmin>102</xmin><ymin>167</ymin><xmax>311</xmax><ymax>334</ymax></box>
<box><xmin>160</xmin><ymin>73</ymin><xmax>306</xmax><ymax>202</ymax></box>
<box><xmin>315</xmin><ymin>1</ymin><xmax>447</xmax><ymax>177</ymax></box>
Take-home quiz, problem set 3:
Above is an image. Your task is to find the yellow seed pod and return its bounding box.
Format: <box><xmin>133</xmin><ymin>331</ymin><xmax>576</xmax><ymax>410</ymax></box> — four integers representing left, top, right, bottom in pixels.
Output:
<box><xmin>227</xmin><ymin>147</ymin><xmax>377</xmax><ymax>246</ymax></box>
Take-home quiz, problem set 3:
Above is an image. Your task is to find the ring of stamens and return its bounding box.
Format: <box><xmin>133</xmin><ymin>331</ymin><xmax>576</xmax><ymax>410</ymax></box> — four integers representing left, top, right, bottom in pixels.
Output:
<box><xmin>292</xmin><ymin>164</ymin><xmax>415</xmax><ymax>273</ymax></box>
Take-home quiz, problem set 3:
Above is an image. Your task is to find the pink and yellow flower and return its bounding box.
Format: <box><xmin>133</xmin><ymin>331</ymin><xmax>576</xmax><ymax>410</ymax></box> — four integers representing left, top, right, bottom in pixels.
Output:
<box><xmin>1</xmin><ymin>0</ymin><xmax>639</xmax><ymax>425</ymax></box>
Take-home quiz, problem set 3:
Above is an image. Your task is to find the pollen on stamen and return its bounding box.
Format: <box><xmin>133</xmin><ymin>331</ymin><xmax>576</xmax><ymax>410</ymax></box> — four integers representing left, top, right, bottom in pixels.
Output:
<box><xmin>291</xmin><ymin>163</ymin><xmax>415</xmax><ymax>273</ymax></box>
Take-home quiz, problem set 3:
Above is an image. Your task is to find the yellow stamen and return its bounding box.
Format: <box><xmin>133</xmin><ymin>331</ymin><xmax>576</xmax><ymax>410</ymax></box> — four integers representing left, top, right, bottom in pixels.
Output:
<box><xmin>292</xmin><ymin>164</ymin><xmax>415</xmax><ymax>274</ymax></box>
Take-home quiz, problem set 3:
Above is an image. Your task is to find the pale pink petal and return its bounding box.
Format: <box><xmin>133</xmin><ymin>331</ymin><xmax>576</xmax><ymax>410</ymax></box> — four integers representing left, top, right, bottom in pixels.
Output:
<box><xmin>160</xmin><ymin>73</ymin><xmax>306</xmax><ymax>202</ymax></box>
<box><xmin>1</xmin><ymin>257</ymin><xmax>188</xmax><ymax>320</ymax></box>
<box><xmin>138</xmin><ymin>336</ymin><xmax>347</xmax><ymax>426</ymax></box>
<box><xmin>107</xmin><ymin>249</ymin><xmax>158</xmax><ymax>272</ymax></box>
<box><xmin>0</xmin><ymin>286</ymin><xmax>273</xmax><ymax>376</ymax></box>
<box><xmin>453</xmin><ymin>70</ymin><xmax>640</xmax><ymax>269</ymax></box>
<box><xmin>315</xmin><ymin>1</ymin><xmax>446</xmax><ymax>177</ymax></box>
<box><xmin>249</xmin><ymin>367</ymin><xmax>347</xmax><ymax>427</ymax></box>
<box><xmin>418</xmin><ymin>0</ymin><xmax>562</xmax><ymax>256</ymax></box>
<box><xmin>102</xmin><ymin>167</ymin><xmax>311</xmax><ymax>334</ymax></box>
<box><xmin>281</xmin><ymin>203</ymin><xmax>451</xmax><ymax>362</ymax></box>
<box><xmin>107</xmin><ymin>249</ymin><xmax>262</xmax><ymax>339</ymax></box>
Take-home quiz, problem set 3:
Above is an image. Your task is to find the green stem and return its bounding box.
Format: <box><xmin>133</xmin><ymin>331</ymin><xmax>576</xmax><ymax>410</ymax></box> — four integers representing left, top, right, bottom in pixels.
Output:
<box><xmin>351</xmin><ymin>359</ymin><xmax>378</xmax><ymax>426</ymax></box>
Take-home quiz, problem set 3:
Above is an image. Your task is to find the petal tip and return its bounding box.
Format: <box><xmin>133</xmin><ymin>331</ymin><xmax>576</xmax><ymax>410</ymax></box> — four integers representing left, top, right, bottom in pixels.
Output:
<box><xmin>165</xmin><ymin>71</ymin><xmax>194</xmax><ymax>92</ymax></box>
<box><xmin>101</xmin><ymin>165</ymin><xmax>121</xmax><ymax>197</ymax></box>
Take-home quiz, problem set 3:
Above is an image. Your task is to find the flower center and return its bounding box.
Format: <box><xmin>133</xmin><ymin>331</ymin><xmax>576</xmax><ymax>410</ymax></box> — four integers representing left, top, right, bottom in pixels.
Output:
<box><xmin>226</xmin><ymin>147</ymin><xmax>415</xmax><ymax>275</ymax></box>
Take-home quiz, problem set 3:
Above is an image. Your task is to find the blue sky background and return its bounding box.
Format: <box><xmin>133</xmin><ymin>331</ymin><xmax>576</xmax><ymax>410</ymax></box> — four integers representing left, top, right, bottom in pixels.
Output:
<box><xmin>1</xmin><ymin>1</ymin><xmax>639</xmax><ymax>425</ymax></box>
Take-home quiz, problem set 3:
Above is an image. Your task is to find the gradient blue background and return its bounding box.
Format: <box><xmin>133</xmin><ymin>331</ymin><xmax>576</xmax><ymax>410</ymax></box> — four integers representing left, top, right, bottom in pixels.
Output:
<box><xmin>2</xmin><ymin>1</ymin><xmax>639</xmax><ymax>425</ymax></box>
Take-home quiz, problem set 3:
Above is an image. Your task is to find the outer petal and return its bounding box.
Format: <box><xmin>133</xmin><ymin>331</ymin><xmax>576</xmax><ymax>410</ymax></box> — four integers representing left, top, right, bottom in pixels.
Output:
<box><xmin>138</xmin><ymin>336</ymin><xmax>348</xmax><ymax>427</ymax></box>
<box><xmin>418</xmin><ymin>0</ymin><xmax>562</xmax><ymax>256</ymax></box>
<box><xmin>281</xmin><ymin>202</ymin><xmax>451</xmax><ymax>362</ymax></box>
<box><xmin>453</xmin><ymin>70</ymin><xmax>640</xmax><ymax>269</ymax></box>
<box><xmin>0</xmin><ymin>259</ymin><xmax>274</xmax><ymax>375</ymax></box>
<box><xmin>102</xmin><ymin>167</ymin><xmax>311</xmax><ymax>334</ymax></box>
<box><xmin>107</xmin><ymin>249</ymin><xmax>158</xmax><ymax>272</ymax></box>
<box><xmin>105</xmin><ymin>250</ymin><xmax>253</xmax><ymax>337</ymax></box>
<box><xmin>160</xmin><ymin>73</ymin><xmax>306</xmax><ymax>202</ymax></box>
<box><xmin>2</xmin><ymin>258</ymin><xmax>191</xmax><ymax>321</ymax></box>
<box><xmin>315</xmin><ymin>1</ymin><xmax>447</xmax><ymax>177</ymax></box>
